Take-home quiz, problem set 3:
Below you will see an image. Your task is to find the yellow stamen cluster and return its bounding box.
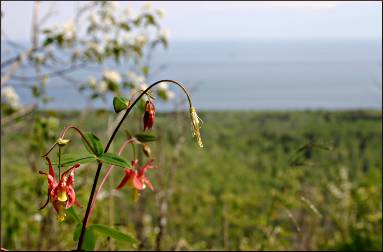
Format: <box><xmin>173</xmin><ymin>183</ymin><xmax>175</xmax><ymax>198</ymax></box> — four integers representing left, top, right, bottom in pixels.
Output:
<box><xmin>56</xmin><ymin>213</ymin><xmax>66</xmax><ymax>222</ymax></box>
<box><xmin>57</xmin><ymin>190</ymin><xmax>68</xmax><ymax>202</ymax></box>
<box><xmin>190</xmin><ymin>106</ymin><xmax>203</xmax><ymax>148</ymax></box>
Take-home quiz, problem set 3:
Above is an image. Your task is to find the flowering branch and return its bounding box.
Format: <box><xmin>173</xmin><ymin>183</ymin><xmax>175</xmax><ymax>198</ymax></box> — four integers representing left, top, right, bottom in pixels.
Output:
<box><xmin>77</xmin><ymin>79</ymin><xmax>202</xmax><ymax>250</ymax></box>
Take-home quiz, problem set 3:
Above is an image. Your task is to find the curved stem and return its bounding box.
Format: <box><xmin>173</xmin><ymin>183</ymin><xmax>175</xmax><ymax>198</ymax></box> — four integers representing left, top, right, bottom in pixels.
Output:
<box><xmin>86</xmin><ymin>139</ymin><xmax>135</xmax><ymax>227</ymax></box>
<box><xmin>77</xmin><ymin>80</ymin><xmax>192</xmax><ymax>250</ymax></box>
<box><xmin>42</xmin><ymin>125</ymin><xmax>95</xmax><ymax>157</ymax></box>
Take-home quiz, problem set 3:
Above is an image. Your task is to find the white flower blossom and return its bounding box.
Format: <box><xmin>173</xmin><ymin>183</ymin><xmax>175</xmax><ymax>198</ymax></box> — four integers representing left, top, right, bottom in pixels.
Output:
<box><xmin>167</xmin><ymin>90</ymin><xmax>175</xmax><ymax>100</ymax></box>
<box><xmin>88</xmin><ymin>42</ymin><xmax>103</xmax><ymax>54</ymax></box>
<box><xmin>103</xmin><ymin>70</ymin><xmax>121</xmax><ymax>84</ymax></box>
<box><xmin>159</xmin><ymin>28</ymin><xmax>170</xmax><ymax>40</ymax></box>
<box><xmin>127</xmin><ymin>71</ymin><xmax>146</xmax><ymax>86</ymax></box>
<box><xmin>156</xmin><ymin>8</ymin><xmax>166</xmax><ymax>18</ymax></box>
<box><xmin>87</xmin><ymin>77</ymin><xmax>97</xmax><ymax>89</ymax></box>
<box><xmin>63</xmin><ymin>21</ymin><xmax>76</xmax><ymax>34</ymax></box>
<box><xmin>141</xmin><ymin>2</ymin><xmax>152</xmax><ymax>12</ymax></box>
<box><xmin>97</xmin><ymin>81</ymin><xmax>108</xmax><ymax>93</ymax></box>
<box><xmin>140</xmin><ymin>83</ymin><xmax>148</xmax><ymax>91</ymax></box>
<box><xmin>122</xmin><ymin>5</ymin><xmax>133</xmax><ymax>17</ymax></box>
<box><xmin>134</xmin><ymin>34</ymin><xmax>148</xmax><ymax>47</ymax></box>
<box><xmin>158</xmin><ymin>82</ymin><xmax>169</xmax><ymax>90</ymax></box>
<box><xmin>1</xmin><ymin>86</ymin><xmax>21</xmax><ymax>109</ymax></box>
<box><xmin>121</xmin><ymin>33</ymin><xmax>131</xmax><ymax>44</ymax></box>
<box><xmin>61</xmin><ymin>21</ymin><xmax>76</xmax><ymax>41</ymax></box>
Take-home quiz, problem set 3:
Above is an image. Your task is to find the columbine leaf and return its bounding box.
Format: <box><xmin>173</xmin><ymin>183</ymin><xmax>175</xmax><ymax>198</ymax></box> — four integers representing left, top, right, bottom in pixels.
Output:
<box><xmin>66</xmin><ymin>207</ymin><xmax>81</xmax><ymax>223</ymax></box>
<box><xmin>90</xmin><ymin>224</ymin><xmax>138</xmax><ymax>245</ymax></box>
<box><xmin>98</xmin><ymin>153</ymin><xmax>131</xmax><ymax>168</ymax></box>
<box><xmin>73</xmin><ymin>224</ymin><xmax>82</xmax><ymax>241</ymax></box>
<box><xmin>113</xmin><ymin>96</ymin><xmax>129</xmax><ymax>113</ymax></box>
<box><xmin>135</xmin><ymin>133</ymin><xmax>157</xmax><ymax>142</ymax></box>
<box><xmin>83</xmin><ymin>228</ymin><xmax>97</xmax><ymax>251</ymax></box>
<box><xmin>51</xmin><ymin>154</ymin><xmax>96</xmax><ymax>167</ymax></box>
<box><xmin>73</xmin><ymin>225</ymin><xmax>97</xmax><ymax>251</ymax></box>
<box><xmin>82</xmin><ymin>132</ymin><xmax>104</xmax><ymax>156</ymax></box>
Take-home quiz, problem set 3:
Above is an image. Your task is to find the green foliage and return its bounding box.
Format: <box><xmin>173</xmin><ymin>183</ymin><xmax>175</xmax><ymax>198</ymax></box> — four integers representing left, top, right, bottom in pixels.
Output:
<box><xmin>82</xmin><ymin>132</ymin><xmax>104</xmax><ymax>156</ymax></box>
<box><xmin>90</xmin><ymin>224</ymin><xmax>137</xmax><ymax>244</ymax></box>
<box><xmin>51</xmin><ymin>154</ymin><xmax>96</xmax><ymax>167</ymax></box>
<box><xmin>73</xmin><ymin>224</ymin><xmax>137</xmax><ymax>250</ymax></box>
<box><xmin>113</xmin><ymin>96</ymin><xmax>129</xmax><ymax>113</ymax></box>
<box><xmin>98</xmin><ymin>153</ymin><xmax>132</xmax><ymax>168</ymax></box>
<box><xmin>1</xmin><ymin>110</ymin><xmax>381</xmax><ymax>250</ymax></box>
<box><xmin>135</xmin><ymin>133</ymin><xmax>157</xmax><ymax>142</ymax></box>
<box><xmin>66</xmin><ymin>207</ymin><xmax>81</xmax><ymax>223</ymax></box>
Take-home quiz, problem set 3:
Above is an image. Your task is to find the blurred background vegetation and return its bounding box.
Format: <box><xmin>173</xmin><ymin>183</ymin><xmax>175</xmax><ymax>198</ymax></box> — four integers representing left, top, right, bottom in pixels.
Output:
<box><xmin>1</xmin><ymin>1</ymin><xmax>382</xmax><ymax>251</ymax></box>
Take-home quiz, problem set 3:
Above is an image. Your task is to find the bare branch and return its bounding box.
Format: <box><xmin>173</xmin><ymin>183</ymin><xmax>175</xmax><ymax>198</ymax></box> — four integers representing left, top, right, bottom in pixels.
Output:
<box><xmin>9</xmin><ymin>62</ymin><xmax>87</xmax><ymax>81</ymax></box>
<box><xmin>39</xmin><ymin>2</ymin><xmax>57</xmax><ymax>27</ymax></box>
<box><xmin>1</xmin><ymin>104</ymin><xmax>37</xmax><ymax>127</ymax></box>
<box><xmin>1</xmin><ymin>47</ymin><xmax>36</xmax><ymax>86</ymax></box>
<box><xmin>31</xmin><ymin>1</ymin><xmax>40</xmax><ymax>48</ymax></box>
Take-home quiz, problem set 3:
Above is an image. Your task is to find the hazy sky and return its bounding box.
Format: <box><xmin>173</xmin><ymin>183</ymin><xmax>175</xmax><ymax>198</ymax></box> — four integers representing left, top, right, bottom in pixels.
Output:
<box><xmin>1</xmin><ymin>1</ymin><xmax>382</xmax><ymax>41</ymax></box>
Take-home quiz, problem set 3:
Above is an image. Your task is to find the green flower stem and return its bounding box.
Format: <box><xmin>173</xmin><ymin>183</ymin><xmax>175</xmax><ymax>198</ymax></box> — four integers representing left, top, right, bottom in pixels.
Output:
<box><xmin>58</xmin><ymin>146</ymin><xmax>61</xmax><ymax>178</ymax></box>
<box><xmin>42</xmin><ymin>125</ymin><xmax>95</xmax><ymax>157</ymax></box>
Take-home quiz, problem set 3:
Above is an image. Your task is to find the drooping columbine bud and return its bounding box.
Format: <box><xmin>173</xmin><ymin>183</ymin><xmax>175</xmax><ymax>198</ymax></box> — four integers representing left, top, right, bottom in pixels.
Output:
<box><xmin>143</xmin><ymin>100</ymin><xmax>155</xmax><ymax>131</ymax></box>
<box><xmin>57</xmin><ymin>138</ymin><xmax>70</xmax><ymax>147</ymax></box>
<box><xmin>190</xmin><ymin>106</ymin><xmax>203</xmax><ymax>148</ymax></box>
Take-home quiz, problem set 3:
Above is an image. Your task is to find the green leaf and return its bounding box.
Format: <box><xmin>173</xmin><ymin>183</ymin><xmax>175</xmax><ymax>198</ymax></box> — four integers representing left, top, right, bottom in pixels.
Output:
<box><xmin>82</xmin><ymin>132</ymin><xmax>104</xmax><ymax>156</ymax></box>
<box><xmin>83</xmin><ymin>228</ymin><xmax>97</xmax><ymax>251</ymax></box>
<box><xmin>51</xmin><ymin>154</ymin><xmax>96</xmax><ymax>167</ymax></box>
<box><xmin>66</xmin><ymin>207</ymin><xmax>81</xmax><ymax>223</ymax></box>
<box><xmin>74</xmin><ymin>225</ymin><xmax>97</xmax><ymax>251</ymax></box>
<box><xmin>120</xmin><ymin>22</ymin><xmax>130</xmax><ymax>31</ymax></box>
<box><xmin>73</xmin><ymin>223</ymin><xmax>82</xmax><ymax>241</ymax></box>
<box><xmin>43</xmin><ymin>37</ymin><xmax>54</xmax><ymax>47</ymax></box>
<box><xmin>142</xmin><ymin>66</ymin><xmax>150</xmax><ymax>77</ymax></box>
<box><xmin>90</xmin><ymin>224</ymin><xmax>137</xmax><ymax>245</ymax></box>
<box><xmin>135</xmin><ymin>133</ymin><xmax>157</xmax><ymax>142</ymax></box>
<box><xmin>98</xmin><ymin>153</ymin><xmax>131</xmax><ymax>168</ymax></box>
<box><xmin>113</xmin><ymin>96</ymin><xmax>129</xmax><ymax>113</ymax></box>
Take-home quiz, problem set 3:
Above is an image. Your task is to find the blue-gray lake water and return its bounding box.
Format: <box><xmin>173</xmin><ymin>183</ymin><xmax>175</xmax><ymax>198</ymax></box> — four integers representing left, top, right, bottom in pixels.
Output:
<box><xmin>4</xmin><ymin>39</ymin><xmax>382</xmax><ymax>111</ymax></box>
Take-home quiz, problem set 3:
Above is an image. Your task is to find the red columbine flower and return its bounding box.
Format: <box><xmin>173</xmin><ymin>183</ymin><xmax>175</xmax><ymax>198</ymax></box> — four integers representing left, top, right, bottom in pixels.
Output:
<box><xmin>143</xmin><ymin>100</ymin><xmax>155</xmax><ymax>131</ymax></box>
<box><xmin>39</xmin><ymin>157</ymin><xmax>81</xmax><ymax>222</ymax></box>
<box><xmin>116</xmin><ymin>159</ymin><xmax>155</xmax><ymax>201</ymax></box>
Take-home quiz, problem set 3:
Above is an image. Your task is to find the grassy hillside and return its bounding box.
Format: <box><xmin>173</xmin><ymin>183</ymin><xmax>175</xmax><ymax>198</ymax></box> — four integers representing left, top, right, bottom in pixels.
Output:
<box><xmin>1</xmin><ymin>110</ymin><xmax>382</xmax><ymax>250</ymax></box>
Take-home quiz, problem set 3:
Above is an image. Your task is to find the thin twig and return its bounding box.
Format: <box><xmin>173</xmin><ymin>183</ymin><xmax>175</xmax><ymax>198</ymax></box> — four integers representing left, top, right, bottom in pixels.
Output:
<box><xmin>1</xmin><ymin>105</ymin><xmax>37</xmax><ymax>127</ymax></box>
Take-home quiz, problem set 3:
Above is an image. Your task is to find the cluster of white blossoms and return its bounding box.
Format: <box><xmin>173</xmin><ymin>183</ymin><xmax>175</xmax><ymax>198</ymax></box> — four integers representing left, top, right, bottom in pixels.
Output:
<box><xmin>86</xmin><ymin>41</ymin><xmax>104</xmax><ymax>55</ymax></box>
<box><xmin>103</xmin><ymin>70</ymin><xmax>122</xmax><ymax>84</ymax></box>
<box><xmin>159</xmin><ymin>28</ymin><xmax>170</xmax><ymax>40</ymax></box>
<box><xmin>156</xmin><ymin>8</ymin><xmax>166</xmax><ymax>18</ymax></box>
<box><xmin>62</xmin><ymin>21</ymin><xmax>76</xmax><ymax>41</ymax></box>
<box><xmin>97</xmin><ymin>81</ymin><xmax>108</xmax><ymax>93</ymax></box>
<box><xmin>101</xmin><ymin>1</ymin><xmax>118</xmax><ymax>15</ymax></box>
<box><xmin>141</xmin><ymin>2</ymin><xmax>153</xmax><ymax>12</ymax></box>
<box><xmin>1</xmin><ymin>86</ymin><xmax>21</xmax><ymax>109</ymax></box>
<box><xmin>127</xmin><ymin>71</ymin><xmax>146</xmax><ymax>87</ymax></box>
<box><xmin>134</xmin><ymin>34</ymin><xmax>149</xmax><ymax>47</ymax></box>
<box><xmin>86</xmin><ymin>77</ymin><xmax>107</xmax><ymax>93</ymax></box>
